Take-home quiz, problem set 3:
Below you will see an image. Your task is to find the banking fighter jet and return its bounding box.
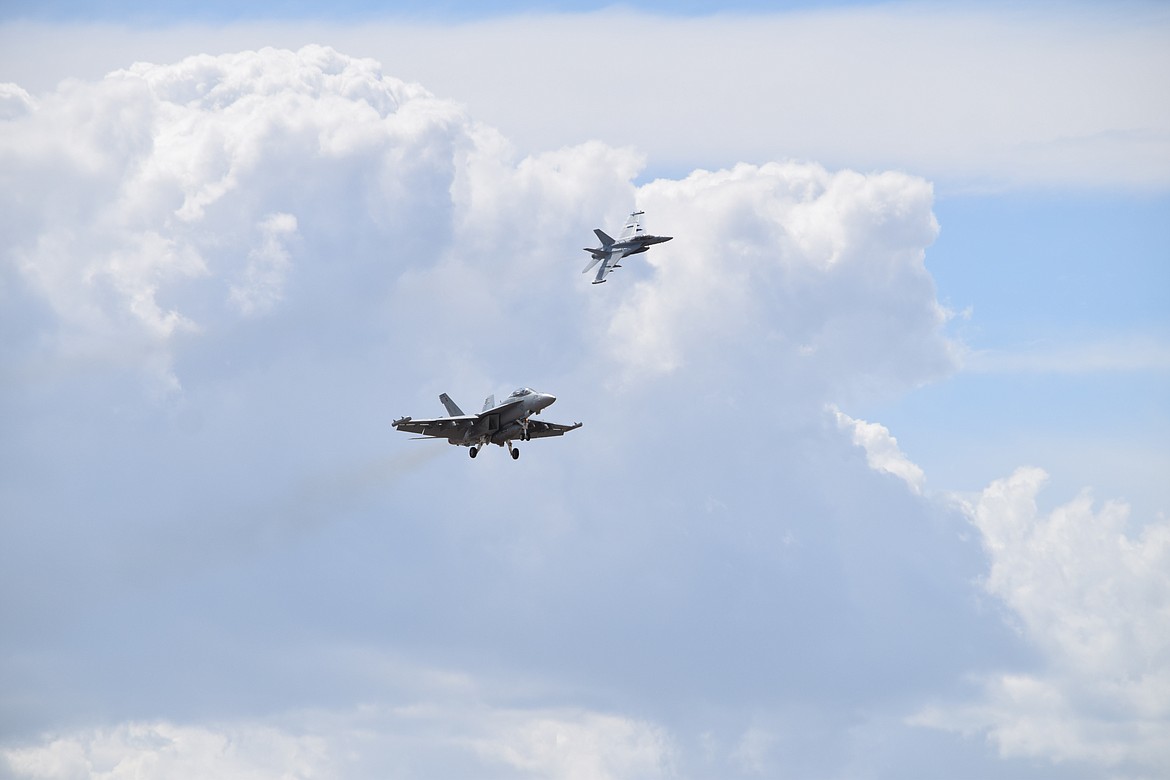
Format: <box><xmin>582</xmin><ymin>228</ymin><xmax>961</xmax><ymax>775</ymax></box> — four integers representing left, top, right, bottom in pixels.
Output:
<box><xmin>582</xmin><ymin>210</ymin><xmax>673</xmax><ymax>284</ymax></box>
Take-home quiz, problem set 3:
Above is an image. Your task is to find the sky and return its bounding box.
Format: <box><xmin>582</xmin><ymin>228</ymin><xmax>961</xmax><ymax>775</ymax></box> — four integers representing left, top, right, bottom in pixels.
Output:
<box><xmin>1</xmin><ymin>2</ymin><xmax>1168</xmax><ymax>779</ymax></box>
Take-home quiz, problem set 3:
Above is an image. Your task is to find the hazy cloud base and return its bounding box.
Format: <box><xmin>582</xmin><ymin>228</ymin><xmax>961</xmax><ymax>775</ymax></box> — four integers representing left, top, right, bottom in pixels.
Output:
<box><xmin>1</xmin><ymin>46</ymin><xmax>1166</xmax><ymax>779</ymax></box>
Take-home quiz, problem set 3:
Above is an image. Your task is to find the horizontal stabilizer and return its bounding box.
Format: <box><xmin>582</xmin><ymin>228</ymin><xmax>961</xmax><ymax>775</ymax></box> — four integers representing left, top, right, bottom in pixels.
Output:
<box><xmin>582</xmin><ymin>254</ymin><xmax>604</xmax><ymax>274</ymax></box>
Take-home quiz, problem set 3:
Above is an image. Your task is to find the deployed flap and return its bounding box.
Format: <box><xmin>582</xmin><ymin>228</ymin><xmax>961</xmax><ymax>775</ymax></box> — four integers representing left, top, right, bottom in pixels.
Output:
<box><xmin>439</xmin><ymin>393</ymin><xmax>464</xmax><ymax>417</ymax></box>
<box><xmin>482</xmin><ymin>394</ymin><xmax>496</xmax><ymax>412</ymax></box>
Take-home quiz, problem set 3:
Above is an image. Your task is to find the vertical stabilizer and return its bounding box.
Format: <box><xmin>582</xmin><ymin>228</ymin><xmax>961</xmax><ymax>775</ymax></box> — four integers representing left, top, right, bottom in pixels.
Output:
<box><xmin>439</xmin><ymin>393</ymin><xmax>465</xmax><ymax>416</ymax></box>
<box><xmin>482</xmin><ymin>395</ymin><xmax>496</xmax><ymax>412</ymax></box>
<box><xmin>593</xmin><ymin>228</ymin><xmax>615</xmax><ymax>246</ymax></box>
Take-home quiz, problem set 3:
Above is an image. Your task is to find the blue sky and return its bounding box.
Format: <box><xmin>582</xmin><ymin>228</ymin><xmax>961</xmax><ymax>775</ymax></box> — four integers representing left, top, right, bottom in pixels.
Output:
<box><xmin>1</xmin><ymin>2</ymin><xmax>1167</xmax><ymax>779</ymax></box>
<box><xmin>874</xmin><ymin>191</ymin><xmax>1170</xmax><ymax>516</ymax></box>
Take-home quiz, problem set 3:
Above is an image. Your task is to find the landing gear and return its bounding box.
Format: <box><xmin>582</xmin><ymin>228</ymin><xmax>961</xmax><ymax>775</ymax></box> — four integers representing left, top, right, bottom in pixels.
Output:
<box><xmin>469</xmin><ymin>446</ymin><xmax>478</xmax><ymax>458</ymax></box>
<box><xmin>511</xmin><ymin>447</ymin><xmax>520</xmax><ymax>460</ymax></box>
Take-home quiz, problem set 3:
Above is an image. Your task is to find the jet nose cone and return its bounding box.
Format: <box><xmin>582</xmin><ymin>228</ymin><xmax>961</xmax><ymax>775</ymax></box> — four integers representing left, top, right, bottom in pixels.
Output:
<box><xmin>540</xmin><ymin>393</ymin><xmax>556</xmax><ymax>408</ymax></box>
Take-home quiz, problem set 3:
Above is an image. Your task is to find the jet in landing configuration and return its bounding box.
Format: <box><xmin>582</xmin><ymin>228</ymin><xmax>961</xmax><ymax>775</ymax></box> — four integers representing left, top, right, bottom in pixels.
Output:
<box><xmin>582</xmin><ymin>210</ymin><xmax>673</xmax><ymax>284</ymax></box>
<box><xmin>392</xmin><ymin>387</ymin><xmax>581</xmax><ymax>459</ymax></box>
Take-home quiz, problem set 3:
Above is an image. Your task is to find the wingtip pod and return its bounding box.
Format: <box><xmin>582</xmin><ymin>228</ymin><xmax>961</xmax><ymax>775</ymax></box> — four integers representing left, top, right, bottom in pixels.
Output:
<box><xmin>393</xmin><ymin>416</ymin><xmax>412</xmax><ymax>427</ymax></box>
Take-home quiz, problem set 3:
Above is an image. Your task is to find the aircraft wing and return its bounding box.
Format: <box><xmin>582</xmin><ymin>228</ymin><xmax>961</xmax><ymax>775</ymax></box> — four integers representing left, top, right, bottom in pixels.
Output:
<box><xmin>392</xmin><ymin>415</ymin><xmax>477</xmax><ymax>438</ymax></box>
<box><xmin>592</xmin><ymin>253</ymin><xmax>618</xmax><ymax>284</ymax></box>
<box><xmin>522</xmin><ymin>420</ymin><xmax>583</xmax><ymax>439</ymax></box>
<box><xmin>619</xmin><ymin>211</ymin><xmax>644</xmax><ymax>240</ymax></box>
<box><xmin>582</xmin><ymin>252</ymin><xmax>606</xmax><ymax>275</ymax></box>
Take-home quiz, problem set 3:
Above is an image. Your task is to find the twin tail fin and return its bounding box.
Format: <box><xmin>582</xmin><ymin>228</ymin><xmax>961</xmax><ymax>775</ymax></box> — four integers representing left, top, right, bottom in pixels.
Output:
<box><xmin>439</xmin><ymin>393</ymin><xmax>465</xmax><ymax>417</ymax></box>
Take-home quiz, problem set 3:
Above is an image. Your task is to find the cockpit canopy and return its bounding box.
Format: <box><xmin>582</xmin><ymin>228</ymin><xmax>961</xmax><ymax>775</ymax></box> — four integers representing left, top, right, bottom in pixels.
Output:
<box><xmin>508</xmin><ymin>387</ymin><xmax>534</xmax><ymax>398</ymax></box>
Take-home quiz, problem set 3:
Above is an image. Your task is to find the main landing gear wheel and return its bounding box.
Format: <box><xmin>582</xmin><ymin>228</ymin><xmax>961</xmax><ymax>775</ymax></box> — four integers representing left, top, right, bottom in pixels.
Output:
<box><xmin>469</xmin><ymin>446</ymin><xmax>478</xmax><ymax>458</ymax></box>
<box><xmin>511</xmin><ymin>447</ymin><xmax>520</xmax><ymax>460</ymax></box>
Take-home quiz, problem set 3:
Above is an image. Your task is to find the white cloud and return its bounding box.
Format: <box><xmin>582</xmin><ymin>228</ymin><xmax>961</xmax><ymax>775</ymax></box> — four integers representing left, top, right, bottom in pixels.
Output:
<box><xmin>961</xmin><ymin>337</ymin><xmax>1170</xmax><ymax>374</ymax></box>
<box><xmin>2</xmin><ymin>39</ymin><xmax>1161</xmax><ymax>780</ymax></box>
<box><xmin>365</xmin><ymin>5</ymin><xmax>1170</xmax><ymax>191</ymax></box>
<box><xmin>0</xmin><ymin>82</ymin><xmax>33</xmax><ymax>119</ymax></box>
<box><xmin>607</xmin><ymin>163</ymin><xmax>958</xmax><ymax>404</ymax></box>
<box><xmin>1</xmin><ymin>721</ymin><xmax>331</xmax><ymax>780</ymax></box>
<box><xmin>834</xmin><ymin>406</ymin><xmax>926</xmax><ymax>494</ymax></box>
<box><xmin>2</xmin><ymin>5</ymin><xmax>1167</xmax><ymax>190</ymax></box>
<box><xmin>0</xmin><ymin>45</ymin><xmax>472</xmax><ymax>389</ymax></box>
<box><xmin>472</xmin><ymin>709</ymin><xmax>675</xmax><ymax>780</ymax></box>
<box><xmin>0</xmin><ymin>705</ymin><xmax>675</xmax><ymax>780</ymax></box>
<box><xmin>914</xmin><ymin>468</ymin><xmax>1170</xmax><ymax>774</ymax></box>
<box><xmin>230</xmin><ymin>212</ymin><xmax>298</xmax><ymax>317</ymax></box>
<box><xmin>2</xmin><ymin>43</ymin><xmax>959</xmax><ymax>408</ymax></box>
<box><xmin>729</xmin><ymin>725</ymin><xmax>776</xmax><ymax>775</ymax></box>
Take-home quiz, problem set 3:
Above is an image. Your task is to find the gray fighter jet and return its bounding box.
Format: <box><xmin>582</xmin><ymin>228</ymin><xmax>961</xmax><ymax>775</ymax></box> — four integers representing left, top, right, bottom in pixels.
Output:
<box><xmin>582</xmin><ymin>210</ymin><xmax>673</xmax><ymax>284</ymax></box>
<box><xmin>393</xmin><ymin>387</ymin><xmax>581</xmax><ymax>459</ymax></box>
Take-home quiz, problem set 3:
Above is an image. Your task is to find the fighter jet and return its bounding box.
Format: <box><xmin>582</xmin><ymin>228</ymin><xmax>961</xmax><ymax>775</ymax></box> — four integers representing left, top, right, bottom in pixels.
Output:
<box><xmin>582</xmin><ymin>210</ymin><xmax>673</xmax><ymax>284</ymax></box>
<box><xmin>392</xmin><ymin>387</ymin><xmax>581</xmax><ymax>460</ymax></box>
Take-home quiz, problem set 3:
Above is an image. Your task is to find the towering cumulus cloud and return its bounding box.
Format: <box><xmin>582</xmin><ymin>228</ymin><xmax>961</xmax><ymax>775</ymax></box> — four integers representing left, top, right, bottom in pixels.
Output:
<box><xmin>914</xmin><ymin>468</ymin><xmax>1170</xmax><ymax>773</ymax></box>
<box><xmin>0</xmin><ymin>45</ymin><xmax>953</xmax><ymax>398</ymax></box>
<box><xmin>2</xmin><ymin>45</ymin><xmax>1162</xmax><ymax>780</ymax></box>
<box><xmin>612</xmin><ymin>164</ymin><xmax>956</xmax><ymax>399</ymax></box>
<box><xmin>0</xmin><ymin>46</ymin><xmax>482</xmax><ymax>391</ymax></box>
